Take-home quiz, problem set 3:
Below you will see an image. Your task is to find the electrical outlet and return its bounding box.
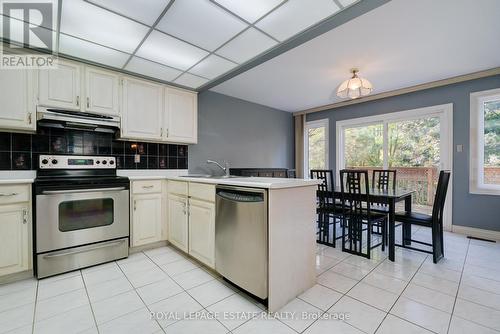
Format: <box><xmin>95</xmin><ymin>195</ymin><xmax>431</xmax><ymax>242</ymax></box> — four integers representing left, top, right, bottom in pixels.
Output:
<box><xmin>134</xmin><ymin>154</ymin><xmax>140</xmax><ymax>163</ymax></box>
<box><xmin>456</xmin><ymin>145</ymin><xmax>463</xmax><ymax>152</ymax></box>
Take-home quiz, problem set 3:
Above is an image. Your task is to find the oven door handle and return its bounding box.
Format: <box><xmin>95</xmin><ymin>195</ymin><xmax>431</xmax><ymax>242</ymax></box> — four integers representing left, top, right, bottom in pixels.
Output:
<box><xmin>41</xmin><ymin>187</ymin><xmax>127</xmax><ymax>195</ymax></box>
<box><xmin>42</xmin><ymin>239</ymin><xmax>127</xmax><ymax>258</ymax></box>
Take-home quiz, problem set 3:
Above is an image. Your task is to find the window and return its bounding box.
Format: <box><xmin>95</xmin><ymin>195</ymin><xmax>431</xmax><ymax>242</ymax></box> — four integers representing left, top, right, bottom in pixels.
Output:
<box><xmin>305</xmin><ymin>119</ymin><xmax>329</xmax><ymax>177</ymax></box>
<box><xmin>470</xmin><ymin>88</ymin><xmax>500</xmax><ymax>195</ymax></box>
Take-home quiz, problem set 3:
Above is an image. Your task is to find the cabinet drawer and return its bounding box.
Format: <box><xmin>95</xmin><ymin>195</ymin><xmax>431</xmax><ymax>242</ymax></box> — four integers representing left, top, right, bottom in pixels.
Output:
<box><xmin>132</xmin><ymin>180</ymin><xmax>162</xmax><ymax>194</ymax></box>
<box><xmin>0</xmin><ymin>185</ymin><xmax>30</xmax><ymax>205</ymax></box>
<box><xmin>168</xmin><ymin>180</ymin><xmax>188</xmax><ymax>196</ymax></box>
<box><xmin>189</xmin><ymin>183</ymin><xmax>215</xmax><ymax>202</ymax></box>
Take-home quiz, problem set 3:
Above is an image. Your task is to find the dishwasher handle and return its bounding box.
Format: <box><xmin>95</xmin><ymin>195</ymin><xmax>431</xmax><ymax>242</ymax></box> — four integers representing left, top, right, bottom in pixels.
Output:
<box><xmin>216</xmin><ymin>190</ymin><xmax>264</xmax><ymax>202</ymax></box>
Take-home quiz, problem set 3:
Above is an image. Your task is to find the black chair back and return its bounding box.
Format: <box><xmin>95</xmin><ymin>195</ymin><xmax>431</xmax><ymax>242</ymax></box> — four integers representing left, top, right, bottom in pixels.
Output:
<box><xmin>432</xmin><ymin>171</ymin><xmax>451</xmax><ymax>226</ymax></box>
<box><xmin>372</xmin><ymin>169</ymin><xmax>397</xmax><ymax>192</ymax></box>
<box><xmin>310</xmin><ymin>170</ymin><xmax>334</xmax><ymax>207</ymax></box>
<box><xmin>340</xmin><ymin>169</ymin><xmax>372</xmax><ymax>256</ymax></box>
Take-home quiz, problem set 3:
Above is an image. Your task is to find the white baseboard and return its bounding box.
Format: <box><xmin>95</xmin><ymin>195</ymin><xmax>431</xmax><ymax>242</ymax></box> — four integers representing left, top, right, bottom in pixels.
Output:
<box><xmin>452</xmin><ymin>225</ymin><xmax>500</xmax><ymax>242</ymax></box>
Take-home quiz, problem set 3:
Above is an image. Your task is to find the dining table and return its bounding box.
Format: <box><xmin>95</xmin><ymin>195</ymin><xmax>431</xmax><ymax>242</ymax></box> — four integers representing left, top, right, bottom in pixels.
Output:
<box><xmin>332</xmin><ymin>187</ymin><xmax>415</xmax><ymax>261</ymax></box>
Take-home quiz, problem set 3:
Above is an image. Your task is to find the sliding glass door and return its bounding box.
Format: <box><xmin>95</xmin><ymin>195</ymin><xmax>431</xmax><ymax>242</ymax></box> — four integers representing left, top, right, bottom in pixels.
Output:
<box><xmin>336</xmin><ymin>105</ymin><xmax>453</xmax><ymax>229</ymax></box>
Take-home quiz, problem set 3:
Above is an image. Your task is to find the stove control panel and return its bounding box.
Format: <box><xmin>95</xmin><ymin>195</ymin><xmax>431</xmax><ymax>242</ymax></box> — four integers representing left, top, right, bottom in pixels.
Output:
<box><xmin>39</xmin><ymin>155</ymin><xmax>116</xmax><ymax>169</ymax></box>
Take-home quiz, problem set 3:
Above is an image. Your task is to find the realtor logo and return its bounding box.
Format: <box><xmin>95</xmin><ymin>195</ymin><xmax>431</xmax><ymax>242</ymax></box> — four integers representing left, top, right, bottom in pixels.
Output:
<box><xmin>0</xmin><ymin>0</ymin><xmax>57</xmax><ymax>69</ymax></box>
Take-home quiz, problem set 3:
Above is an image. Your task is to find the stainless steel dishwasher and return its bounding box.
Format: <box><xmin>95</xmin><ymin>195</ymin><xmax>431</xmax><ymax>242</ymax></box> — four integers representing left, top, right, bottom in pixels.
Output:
<box><xmin>215</xmin><ymin>185</ymin><xmax>268</xmax><ymax>299</ymax></box>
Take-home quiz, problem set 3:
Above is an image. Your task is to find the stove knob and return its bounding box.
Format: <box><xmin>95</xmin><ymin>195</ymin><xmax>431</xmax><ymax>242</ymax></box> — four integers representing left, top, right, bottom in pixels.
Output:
<box><xmin>51</xmin><ymin>159</ymin><xmax>58</xmax><ymax>165</ymax></box>
<box><xmin>41</xmin><ymin>159</ymin><xmax>49</xmax><ymax>165</ymax></box>
<box><xmin>96</xmin><ymin>160</ymin><xmax>100</xmax><ymax>164</ymax></box>
<box><xmin>102</xmin><ymin>160</ymin><xmax>107</xmax><ymax>165</ymax></box>
<box><xmin>109</xmin><ymin>160</ymin><xmax>114</xmax><ymax>165</ymax></box>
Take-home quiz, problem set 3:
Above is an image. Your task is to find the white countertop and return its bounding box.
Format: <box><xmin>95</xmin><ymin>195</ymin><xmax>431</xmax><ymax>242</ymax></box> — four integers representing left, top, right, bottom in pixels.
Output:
<box><xmin>0</xmin><ymin>171</ymin><xmax>35</xmax><ymax>184</ymax></box>
<box><xmin>167</xmin><ymin>176</ymin><xmax>321</xmax><ymax>189</ymax></box>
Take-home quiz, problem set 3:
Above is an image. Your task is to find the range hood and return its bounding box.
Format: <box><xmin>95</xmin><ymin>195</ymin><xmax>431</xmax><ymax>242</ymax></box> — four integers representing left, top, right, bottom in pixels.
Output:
<box><xmin>37</xmin><ymin>107</ymin><xmax>120</xmax><ymax>133</ymax></box>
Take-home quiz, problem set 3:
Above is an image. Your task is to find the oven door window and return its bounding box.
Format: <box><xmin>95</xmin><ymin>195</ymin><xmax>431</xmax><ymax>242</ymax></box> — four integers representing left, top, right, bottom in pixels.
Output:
<box><xmin>59</xmin><ymin>198</ymin><xmax>114</xmax><ymax>232</ymax></box>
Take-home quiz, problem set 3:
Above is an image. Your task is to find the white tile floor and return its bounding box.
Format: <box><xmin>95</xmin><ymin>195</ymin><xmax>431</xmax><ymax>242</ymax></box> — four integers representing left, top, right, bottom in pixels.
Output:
<box><xmin>1</xmin><ymin>227</ymin><xmax>500</xmax><ymax>334</ymax></box>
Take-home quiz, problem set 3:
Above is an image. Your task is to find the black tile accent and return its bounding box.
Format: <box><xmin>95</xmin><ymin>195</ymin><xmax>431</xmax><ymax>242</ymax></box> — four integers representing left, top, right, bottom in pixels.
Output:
<box><xmin>0</xmin><ymin>133</ymin><xmax>11</xmax><ymax>151</ymax></box>
<box><xmin>147</xmin><ymin>156</ymin><xmax>158</xmax><ymax>169</ymax></box>
<box><xmin>0</xmin><ymin>152</ymin><xmax>11</xmax><ymax>170</ymax></box>
<box><xmin>12</xmin><ymin>152</ymin><xmax>31</xmax><ymax>170</ymax></box>
<box><xmin>0</xmin><ymin>129</ymin><xmax>188</xmax><ymax>170</ymax></box>
<box><xmin>11</xmin><ymin>133</ymin><xmax>31</xmax><ymax>151</ymax></box>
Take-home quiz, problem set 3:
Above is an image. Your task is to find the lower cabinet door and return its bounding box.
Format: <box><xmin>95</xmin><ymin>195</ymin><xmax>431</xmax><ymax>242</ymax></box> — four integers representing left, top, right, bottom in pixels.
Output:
<box><xmin>188</xmin><ymin>199</ymin><xmax>215</xmax><ymax>268</ymax></box>
<box><xmin>167</xmin><ymin>194</ymin><xmax>188</xmax><ymax>252</ymax></box>
<box><xmin>132</xmin><ymin>194</ymin><xmax>162</xmax><ymax>247</ymax></box>
<box><xmin>0</xmin><ymin>204</ymin><xmax>30</xmax><ymax>276</ymax></box>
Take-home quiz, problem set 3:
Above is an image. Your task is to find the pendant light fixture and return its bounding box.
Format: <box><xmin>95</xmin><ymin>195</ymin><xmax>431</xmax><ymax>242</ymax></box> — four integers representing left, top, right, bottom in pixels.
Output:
<box><xmin>336</xmin><ymin>68</ymin><xmax>373</xmax><ymax>99</ymax></box>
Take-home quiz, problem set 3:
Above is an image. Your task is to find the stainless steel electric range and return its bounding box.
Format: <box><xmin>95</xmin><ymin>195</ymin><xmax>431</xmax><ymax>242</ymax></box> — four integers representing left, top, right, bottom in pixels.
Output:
<box><xmin>34</xmin><ymin>155</ymin><xmax>130</xmax><ymax>278</ymax></box>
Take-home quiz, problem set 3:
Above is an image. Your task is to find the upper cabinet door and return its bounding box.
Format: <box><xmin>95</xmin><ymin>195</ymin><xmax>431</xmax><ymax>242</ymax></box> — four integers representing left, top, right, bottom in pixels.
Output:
<box><xmin>38</xmin><ymin>61</ymin><xmax>81</xmax><ymax>110</ymax></box>
<box><xmin>164</xmin><ymin>88</ymin><xmax>197</xmax><ymax>144</ymax></box>
<box><xmin>85</xmin><ymin>67</ymin><xmax>119</xmax><ymax>115</ymax></box>
<box><xmin>121</xmin><ymin>77</ymin><xmax>163</xmax><ymax>141</ymax></box>
<box><xmin>0</xmin><ymin>69</ymin><xmax>36</xmax><ymax>132</ymax></box>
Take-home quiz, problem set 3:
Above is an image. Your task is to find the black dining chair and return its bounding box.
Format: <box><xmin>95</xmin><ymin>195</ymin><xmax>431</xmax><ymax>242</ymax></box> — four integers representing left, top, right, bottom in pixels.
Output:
<box><xmin>310</xmin><ymin>169</ymin><xmax>343</xmax><ymax>247</ymax></box>
<box><xmin>370</xmin><ymin>170</ymin><xmax>397</xmax><ymax>238</ymax></box>
<box><xmin>395</xmin><ymin>170</ymin><xmax>451</xmax><ymax>263</ymax></box>
<box><xmin>340</xmin><ymin>169</ymin><xmax>388</xmax><ymax>258</ymax></box>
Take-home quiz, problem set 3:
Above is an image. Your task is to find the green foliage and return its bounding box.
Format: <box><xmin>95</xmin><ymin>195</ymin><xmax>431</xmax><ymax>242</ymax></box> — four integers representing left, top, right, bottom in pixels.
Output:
<box><xmin>484</xmin><ymin>100</ymin><xmax>500</xmax><ymax>167</ymax></box>
<box><xmin>308</xmin><ymin>127</ymin><xmax>326</xmax><ymax>170</ymax></box>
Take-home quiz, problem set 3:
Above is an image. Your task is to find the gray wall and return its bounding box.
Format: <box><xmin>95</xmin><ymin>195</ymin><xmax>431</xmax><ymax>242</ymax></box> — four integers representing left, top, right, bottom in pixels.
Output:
<box><xmin>307</xmin><ymin>75</ymin><xmax>500</xmax><ymax>232</ymax></box>
<box><xmin>189</xmin><ymin>91</ymin><xmax>294</xmax><ymax>175</ymax></box>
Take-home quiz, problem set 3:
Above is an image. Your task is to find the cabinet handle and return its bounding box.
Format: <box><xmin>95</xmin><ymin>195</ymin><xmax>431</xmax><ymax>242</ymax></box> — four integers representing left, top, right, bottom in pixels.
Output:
<box><xmin>76</xmin><ymin>96</ymin><xmax>80</xmax><ymax>106</ymax></box>
<box><xmin>28</xmin><ymin>112</ymin><xmax>32</xmax><ymax>124</ymax></box>
<box><xmin>0</xmin><ymin>192</ymin><xmax>18</xmax><ymax>197</ymax></box>
<box><xmin>142</xmin><ymin>185</ymin><xmax>154</xmax><ymax>189</ymax></box>
<box><xmin>160</xmin><ymin>128</ymin><xmax>163</xmax><ymax>137</ymax></box>
<box><xmin>86</xmin><ymin>97</ymin><xmax>90</xmax><ymax>108</ymax></box>
<box><xmin>22</xmin><ymin>209</ymin><xmax>28</xmax><ymax>224</ymax></box>
<box><xmin>166</xmin><ymin>128</ymin><xmax>169</xmax><ymax>137</ymax></box>
<box><xmin>133</xmin><ymin>200</ymin><xmax>136</xmax><ymax>211</ymax></box>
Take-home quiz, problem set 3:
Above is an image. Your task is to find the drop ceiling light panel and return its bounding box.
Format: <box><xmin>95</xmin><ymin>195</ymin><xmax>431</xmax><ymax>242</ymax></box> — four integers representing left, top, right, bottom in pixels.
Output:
<box><xmin>59</xmin><ymin>34</ymin><xmax>130</xmax><ymax>68</ymax></box>
<box><xmin>125</xmin><ymin>57</ymin><xmax>183</xmax><ymax>82</ymax></box>
<box><xmin>217</xmin><ymin>28</ymin><xmax>277</xmax><ymax>64</ymax></box>
<box><xmin>156</xmin><ymin>0</ymin><xmax>247</xmax><ymax>51</ymax></box>
<box><xmin>86</xmin><ymin>0</ymin><xmax>170</xmax><ymax>25</ymax></box>
<box><xmin>175</xmin><ymin>73</ymin><xmax>209</xmax><ymax>88</ymax></box>
<box><xmin>136</xmin><ymin>30</ymin><xmax>208</xmax><ymax>70</ymax></box>
<box><xmin>1</xmin><ymin>17</ymin><xmax>54</xmax><ymax>50</ymax></box>
<box><xmin>256</xmin><ymin>0</ymin><xmax>340</xmax><ymax>41</ymax></box>
<box><xmin>60</xmin><ymin>0</ymin><xmax>149</xmax><ymax>53</ymax></box>
<box><xmin>213</xmin><ymin>0</ymin><xmax>284</xmax><ymax>23</ymax></box>
<box><xmin>189</xmin><ymin>55</ymin><xmax>237</xmax><ymax>79</ymax></box>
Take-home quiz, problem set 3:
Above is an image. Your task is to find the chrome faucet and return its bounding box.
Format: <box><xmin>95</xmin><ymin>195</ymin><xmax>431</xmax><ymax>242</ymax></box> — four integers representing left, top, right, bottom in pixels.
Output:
<box><xmin>207</xmin><ymin>159</ymin><xmax>230</xmax><ymax>176</ymax></box>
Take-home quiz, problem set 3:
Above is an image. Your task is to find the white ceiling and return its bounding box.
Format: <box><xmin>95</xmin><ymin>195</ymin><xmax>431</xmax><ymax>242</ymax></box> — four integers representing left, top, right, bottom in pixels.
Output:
<box><xmin>1</xmin><ymin>0</ymin><xmax>359</xmax><ymax>90</ymax></box>
<box><xmin>211</xmin><ymin>0</ymin><xmax>500</xmax><ymax>112</ymax></box>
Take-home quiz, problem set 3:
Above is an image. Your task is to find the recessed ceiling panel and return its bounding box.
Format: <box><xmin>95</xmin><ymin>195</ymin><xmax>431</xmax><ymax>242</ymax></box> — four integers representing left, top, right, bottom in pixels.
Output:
<box><xmin>174</xmin><ymin>73</ymin><xmax>209</xmax><ymax>88</ymax></box>
<box><xmin>189</xmin><ymin>55</ymin><xmax>237</xmax><ymax>79</ymax></box>
<box><xmin>60</xmin><ymin>0</ymin><xmax>149</xmax><ymax>53</ymax></box>
<box><xmin>256</xmin><ymin>0</ymin><xmax>340</xmax><ymax>41</ymax></box>
<box><xmin>59</xmin><ymin>34</ymin><xmax>130</xmax><ymax>68</ymax></box>
<box><xmin>86</xmin><ymin>0</ymin><xmax>170</xmax><ymax>25</ymax></box>
<box><xmin>216</xmin><ymin>28</ymin><xmax>277</xmax><ymax>64</ymax></box>
<box><xmin>156</xmin><ymin>0</ymin><xmax>247</xmax><ymax>51</ymax></box>
<box><xmin>136</xmin><ymin>30</ymin><xmax>209</xmax><ymax>70</ymax></box>
<box><xmin>213</xmin><ymin>0</ymin><xmax>283</xmax><ymax>23</ymax></box>
<box><xmin>1</xmin><ymin>16</ymin><xmax>55</xmax><ymax>51</ymax></box>
<box><xmin>125</xmin><ymin>57</ymin><xmax>183</xmax><ymax>82</ymax></box>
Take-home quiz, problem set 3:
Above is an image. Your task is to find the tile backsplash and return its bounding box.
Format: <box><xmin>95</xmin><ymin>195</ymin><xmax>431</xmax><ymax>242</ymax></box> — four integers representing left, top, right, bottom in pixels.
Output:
<box><xmin>0</xmin><ymin>128</ymin><xmax>188</xmax><ymax>170</ymax></box>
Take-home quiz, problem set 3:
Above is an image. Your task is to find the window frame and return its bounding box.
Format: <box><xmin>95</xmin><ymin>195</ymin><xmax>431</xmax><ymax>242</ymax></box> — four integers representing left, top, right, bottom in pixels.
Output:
<box><xmin>470</xmin><ymin>88</ymin><xmax>500</xmax><ymax>195</ymax></box>
<box><xmin>304</xmin><ymin>118</ymin><xmax>329</xmax><ymax>178</ymax></box>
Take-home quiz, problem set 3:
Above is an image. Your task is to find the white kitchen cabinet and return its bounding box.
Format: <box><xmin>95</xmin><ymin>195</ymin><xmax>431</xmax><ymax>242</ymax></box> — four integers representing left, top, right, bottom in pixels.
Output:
<box><xmin>164</xmin><ymin>88</ymin><xmax>197</xmax><ymax>144</ymax></box>
<box><xmin>188</xmin><ymin>198</ymin><xmax>215</xmax><ymax>268</ymax></box>
<box><xmin>121</xmin><ymin>77</ymin><xmax>163</xmax><ymax>141</ymax></box>
<box><xmin>0</xmin><ymin>69</ymin><xmax>36</xmax><ymax>132</ymax></box>
<box><xmin>0</xmin><ymin>184</ymin><xmax>31</xmax><ymax>278</ymax></box>
<box><xmin>132</xmin><ymin>193</ymin><xmax>163</xmax><ymax>247</ymax></box>
<box><xmin>167</xmin><ymin>193</ymin><xmax>189</xmax><ymax>252</ymax></box>
<box><xmin>38</xmin><ymin>60</ymin><xmax>81</xmax><ymax>110</ymax></box>
<box><xmin>85</xmin><ymin>67</ymin><xmax>120</xmax><ymax>115</ymax></box>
